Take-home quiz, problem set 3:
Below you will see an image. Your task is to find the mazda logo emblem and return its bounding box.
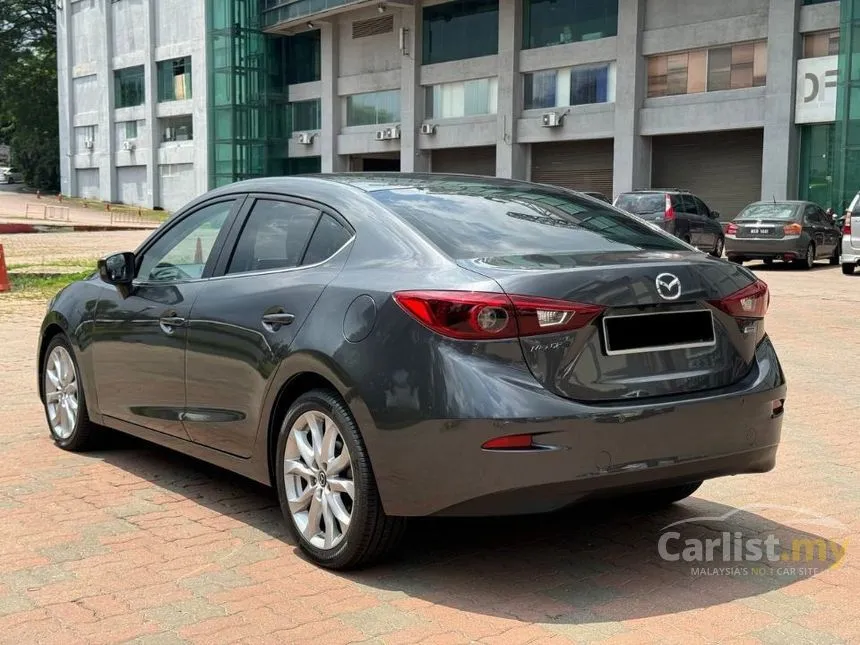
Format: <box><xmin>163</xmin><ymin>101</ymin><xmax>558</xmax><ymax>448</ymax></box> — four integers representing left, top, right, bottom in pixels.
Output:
<box><xmin>655</xmin><ymin>273</ymin><xmax>681</xmax><ymax>300</ymax></box>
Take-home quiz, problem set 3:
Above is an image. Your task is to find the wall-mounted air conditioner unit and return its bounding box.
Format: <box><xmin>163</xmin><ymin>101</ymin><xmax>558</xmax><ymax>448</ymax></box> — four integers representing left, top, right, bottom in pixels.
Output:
<box><xmin>375</xmin><ymin>130</ymin><xmax>386</xmax><ymax>141</ymax></box>
<box><xmin>385</xmin><ymin>126</ymin><xmax>401</xmax><ymax>140</ymax></box>
<box><xmin>122</xmin><ymin>140</ymin><xmax>135</xmax><ymax>151</ymax></box>
<box><xmin>296</xmin><ymin>132</ymin><xmax>314</xmax><ymax>145</ymax></box>
<box><xmin>84</xmin><ymin>139</ymin><xmax>94</xmax><ymax>150</ymax></box>
<box><xmin>420</xmin><ymin>123</ymin><xmax>436</xmax><ymax>135</ymax></box>
<box><xmin>541</xmin><ymin>112</ymin><xmax>563</xmax><ymax>127</ymax></box>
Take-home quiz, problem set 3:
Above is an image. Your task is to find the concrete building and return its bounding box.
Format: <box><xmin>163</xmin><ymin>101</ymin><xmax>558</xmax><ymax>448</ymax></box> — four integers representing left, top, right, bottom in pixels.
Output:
<box><xmin>57</xmin><ymin>0</ymin><xmax>852</xmax><ymax>218</ymax></box>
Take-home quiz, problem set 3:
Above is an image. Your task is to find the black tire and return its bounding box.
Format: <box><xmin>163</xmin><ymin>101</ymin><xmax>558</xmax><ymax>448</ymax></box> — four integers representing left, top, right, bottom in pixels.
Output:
<box><xmin>763</xmin><ymin>258</ymin><xmax>774</xmax><ymax>266</ymax></box>
<box><xmin>796</xmin><ymin>243</ymin><xmax>815</xmax><ymax>270</ymax></box>
<box><xmin>710</xmin><ymin>236</ymin><xmax>725</xmax><ymax>258</ymax></box>
<box><xmin>275</xmin><ymin>389</ymin><xmax>406</xmax><ymax>570</ymax></box>
<box><xmin>830</xmin><ymin>245</ymin><xmax>840</xmax><ymax>266</ymax></box>
<box><xmin>844</xmin><ymin>263</ymin><xmax>857</xmax><ymax>276</ymax></box>
<box><xmin>41</xmin><ymin>335</ymin><xmax>100</xmax><ymax>451</ymax></box>
<box><xmin>728</xmin><ymin>256</ymin><xmax>743</xmax><ymax>264</ymax></box>
<box><xmin>629</xmin><ymin>481</ymin><xmax>703</xmax><ymax>509</ymax></box>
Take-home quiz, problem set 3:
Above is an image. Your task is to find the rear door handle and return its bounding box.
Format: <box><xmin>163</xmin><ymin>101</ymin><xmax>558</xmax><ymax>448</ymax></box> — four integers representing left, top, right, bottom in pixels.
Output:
<box><xmin>261</xmin><ymin>312</ymin><xmax>295</xmax><ymax>332</ymax></box>
<box><xmin>159</xmin><ymin>315</ymin><xmax>186</xmax><ymax>334</ymax></box>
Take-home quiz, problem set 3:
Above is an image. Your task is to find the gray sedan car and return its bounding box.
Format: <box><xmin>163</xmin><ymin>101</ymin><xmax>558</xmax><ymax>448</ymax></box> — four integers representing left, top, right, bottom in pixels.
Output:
<box><xmin>725</xmin><ymin>201</ymin><xmax>841</xmax><ymax>268</ymax></box>
<box><xmin>38</xmin><ymin>174</ymin><xmax>786</xmax><ymax>569</ymax></box>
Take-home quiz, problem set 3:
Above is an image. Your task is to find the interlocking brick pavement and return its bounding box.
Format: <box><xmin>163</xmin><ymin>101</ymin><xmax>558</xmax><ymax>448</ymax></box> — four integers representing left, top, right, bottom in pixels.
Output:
<box><xmin>0</xmin><ymin>258</ymin><xmax>859</xmax><ymax>644</ymax></box>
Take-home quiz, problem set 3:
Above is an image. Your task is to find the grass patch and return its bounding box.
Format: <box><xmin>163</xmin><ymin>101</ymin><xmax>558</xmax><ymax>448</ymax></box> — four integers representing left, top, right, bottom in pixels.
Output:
<box><xmin>8</xmin><ymin>257</ymin><xmax>99</xmax><ymax>271</ymax></box>
<box><xmin>8</xmin><ymin>268</ymin><xmax>96</xmax><ymax>299</ymax></box>
<box><xmin>49</xmin><ymin>196</ymin><xmax>170</xmax><ymax>222</ymax></box>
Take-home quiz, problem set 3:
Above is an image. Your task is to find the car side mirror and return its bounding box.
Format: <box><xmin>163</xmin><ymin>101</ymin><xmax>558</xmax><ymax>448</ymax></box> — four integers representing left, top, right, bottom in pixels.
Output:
<box><xmin>98</xmin><ymin>252</ymin><xmax>135</xmax><ymax>286</ymax></box>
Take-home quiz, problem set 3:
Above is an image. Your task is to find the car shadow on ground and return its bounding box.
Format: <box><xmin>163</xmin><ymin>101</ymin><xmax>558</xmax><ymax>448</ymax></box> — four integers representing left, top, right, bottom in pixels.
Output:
<box><xmin>95</xmin><ymin>432</ymin><xmax>844</xmax><ymax>624</ymax></box>
<box><xmin>744</xmin><ymin>261</ymin><xmax>841</xmax><ymax>272</ymax></box>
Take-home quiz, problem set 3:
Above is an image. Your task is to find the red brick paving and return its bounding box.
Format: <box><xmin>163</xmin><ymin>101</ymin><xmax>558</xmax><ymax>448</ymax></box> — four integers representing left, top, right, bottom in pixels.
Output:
<box><xmin>0</xmin><ymin>260</ymin><xmax>859</xmax><ymax>643</ymax></box>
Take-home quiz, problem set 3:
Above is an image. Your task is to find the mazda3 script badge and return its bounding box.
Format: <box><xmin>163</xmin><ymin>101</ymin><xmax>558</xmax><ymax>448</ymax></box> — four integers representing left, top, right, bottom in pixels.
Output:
<box><xmin>37</xmin><ymin>173</ymin><xmax>787</xmax><ymax>569</ymax></box>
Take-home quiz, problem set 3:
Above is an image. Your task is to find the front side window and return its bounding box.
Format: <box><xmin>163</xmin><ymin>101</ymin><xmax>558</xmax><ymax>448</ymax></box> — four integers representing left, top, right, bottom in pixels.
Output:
<box><xmin>227</xmin><ymin>200</ymin><xmax>321</xmax><ymax>274</ymax></box>
<box><xmin>423</xmin><ymin>0</ymin><xmax>499</xmax><ymax>65</ymax></box>
<box><xmin>115</xmin><ymin>66</ymin><xmax>145</xmax><ymax>108</ymax></box>
<box><xmin>346</xmin><ymin>90</ymin><xmax>400</xmax><ymax>126</ymax></box>
<box><xmin>157</xmin><ymin>57</ymin><xmax>192</xmax><ymax>102</ymax></box>
<box><xmin>138</xmin><ymin>201</ymin><xmax>235</xmax><ymax>282</ymax></box>
<box><xmin>523</xmin><ymin>0</ymin><xmax>618</xmax><ymax>50</ymax></box>
<box><xmin>426</xmin><ymin>78</ymin><xmax>498</xmax><ymax>119</ymax></box>
<box><xmin>161</xmin><ymin>115</ymin><xmax>193</xmax><ymax>143</ymax></box>
<box><xmin>648</xmin><ymin>41</ymin><xmax>767</xmax><ymax>98</ymax></box>
<box><xmin>524</xmin><ymin>64</ymin><xmax>614</xmax><ymax>109</ymax></box>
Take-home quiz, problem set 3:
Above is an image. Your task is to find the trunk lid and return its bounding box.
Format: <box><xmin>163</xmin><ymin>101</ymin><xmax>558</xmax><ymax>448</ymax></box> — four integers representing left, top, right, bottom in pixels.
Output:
<box><xmin>460</xmin><ymin>250</ymin><xmax>761</xmax><ymax>402</ymax></box>
<box><xmin>734</xmin><ymin>218</ymin><xmax>792</xmax><ymax>239</ymax></box>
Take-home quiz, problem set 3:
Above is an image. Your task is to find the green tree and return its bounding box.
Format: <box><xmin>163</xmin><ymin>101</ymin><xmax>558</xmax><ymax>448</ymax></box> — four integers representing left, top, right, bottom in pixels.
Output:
<box><xmin>0</xmin><ymin>0</ymin><xmax>59</xmax><ymax>191</ymax></box>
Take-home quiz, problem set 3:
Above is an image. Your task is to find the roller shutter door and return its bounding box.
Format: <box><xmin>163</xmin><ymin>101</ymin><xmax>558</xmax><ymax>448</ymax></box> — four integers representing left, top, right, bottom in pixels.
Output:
<box><xmin>431</xmin><ymin>146</ymin><xmax>496</xmax><ymax>176</ymax></box>
<box><xmin>117</xmin><ymin>166</ymin><xmax>147</xmax><ymax>206</ymax></box>
<box><xmin>531</xmin><ymin>140</ymin><xmax>614</xmax><ymax>197</ymax></box>
<box><xmin>159</xmin><ymin>163</ymin><xmax>197</xmax><ymax>212</ymax></box>
<box><xmin>652</xmin><ymin>130</ymin><xmax>763</xmax><ymax>220</ymax></box>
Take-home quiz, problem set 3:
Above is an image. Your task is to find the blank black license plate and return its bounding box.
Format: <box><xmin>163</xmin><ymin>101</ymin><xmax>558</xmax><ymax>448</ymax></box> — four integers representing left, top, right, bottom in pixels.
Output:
<box><xmin>603</xmin><ymin>310</ymin><xmax>715</xmax><ymax>355</ymax></box>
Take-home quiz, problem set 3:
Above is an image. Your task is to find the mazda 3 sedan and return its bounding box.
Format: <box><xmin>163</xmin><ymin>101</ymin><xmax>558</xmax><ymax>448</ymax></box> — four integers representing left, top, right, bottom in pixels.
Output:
<box><xmin>38</xmin><ymin>174</ymin><xmax>786</xmax><ymax>569</ymax></box>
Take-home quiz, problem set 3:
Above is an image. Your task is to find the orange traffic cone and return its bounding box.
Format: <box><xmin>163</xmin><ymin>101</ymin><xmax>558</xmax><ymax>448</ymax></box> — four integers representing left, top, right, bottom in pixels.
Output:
<box><xmin>0</xmin><ymin>245</ymin><xmax>11</xmax><ymax>293</ymax></box>
<box><xmin>194</xmin><ymin>237</ymin><xmax>203</xmax><ymax>264</ymax></box>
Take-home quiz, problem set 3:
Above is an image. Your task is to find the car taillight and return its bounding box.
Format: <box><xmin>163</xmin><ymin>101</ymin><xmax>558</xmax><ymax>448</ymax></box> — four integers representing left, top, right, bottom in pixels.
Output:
<box><xmin>784</xmin><ymin>222</ymin><xmax>802</xmax><ymax>235</ymax></box>
<box><xmin>708</xmin><ymin>280</ymin><xmax>769</xmax><ymax>319</ymax></box>
<box><xmin>482</xmin><ymin>434</ymin><xmax>534</xmax><ymax>450</ymax></box>
<box><xmin>664</xmin><ymin>194</ymin><xmax>675</xmax><ymax>221</ymax></box>
<box><xmin>844</xmin><ymin>214</ymin><xmax>852</xmax><ymax>235</ymax></box>
<box><xmin>726</xmin><ymin>222</ymin><xmax>739</xmax><ymax>236</ymax></box>
<box><xmin>393</xmin><ymin>290</ymin><xmax>605</xmax><ymax>340</ymax></box>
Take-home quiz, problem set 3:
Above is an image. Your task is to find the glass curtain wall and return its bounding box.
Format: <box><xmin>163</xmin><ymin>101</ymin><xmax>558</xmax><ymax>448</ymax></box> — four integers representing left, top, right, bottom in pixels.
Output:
<box><xmin>834</xmin><ymin>0</ymin><xmax>860</xmax><ymax>211</ymax></box>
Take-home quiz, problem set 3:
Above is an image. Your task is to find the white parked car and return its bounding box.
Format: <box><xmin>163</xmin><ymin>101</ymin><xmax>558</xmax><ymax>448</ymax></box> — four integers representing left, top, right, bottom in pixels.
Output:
<box><xmin>3</xmin><ymin>167</ymin><xmax>24</xmax><ymax>184</ymax></box>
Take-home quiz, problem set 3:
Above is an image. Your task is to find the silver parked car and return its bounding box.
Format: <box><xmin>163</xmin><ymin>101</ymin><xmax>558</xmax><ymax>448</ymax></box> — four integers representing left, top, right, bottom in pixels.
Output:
<box><xmin>2</xmin><ymin>167</ymin><xmax>24</xmax><ymax>184</ymax></box>
<box><xmin>725</xmin><ymin>201</ymin><xmax>841</xmax><ymax>269</ymax></box>
<box><xmin>841</xmin><ymin>193</ymin><xmax>860</xmax><ymax>275</ymax></box>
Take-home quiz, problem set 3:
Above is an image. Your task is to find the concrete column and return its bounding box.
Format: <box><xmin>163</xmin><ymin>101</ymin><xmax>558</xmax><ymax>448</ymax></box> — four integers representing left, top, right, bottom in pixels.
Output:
<box><xmin>320</xmin><ymin>22</ymin><xmax>347</xmax><ymax>172</ymax></box>
<box><xmin>612</xmin><ymin>0</ymin><xmax>650</xmax><ymax>198</ymax></box>
<box><xmin>761</xmin><ymin>0</ymin><xmax>801</xmax><ymax>201</ymax></box>
<box><xmin>143</xmin><ymin>0</ymin><xmax>159</xmax><ymax>208</ymax></box>
<box><xmin>98</xmin><ymin>1</ymin><xmax>115</xmax><ymax>202</ymax></box>
<box><xmin>496</xmin><ymin>0</ymin><xmax>526</xmax><ymax>179</ymax></box>
<box><xmin>57</xmin><ymin>3</ymin><xmax>74</xmax><ymax>197</ymax></box>
<box><xmin>400</xmin><ymin>3</ymin><xmax>430</xmax><ymax>172</ymax></box>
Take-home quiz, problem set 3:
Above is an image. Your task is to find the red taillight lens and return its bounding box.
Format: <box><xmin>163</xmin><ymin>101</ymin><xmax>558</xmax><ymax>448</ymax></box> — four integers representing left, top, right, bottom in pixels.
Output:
<box><xmin>708</xmin><ymin>280</ymin><xmax>769</xmax><ymax>319</ymax></box>
<box><xmin>726</xmin><ymin>222</ymin><xmax>739</xmax><ymax>236</ymax></box>
<box><xmin>784</xmin><ymin>222</ymin><xmax>802</xmax><ymax>236</ymax></box>
<box><xmin>664</xmin><ymin>194</ymin><xmax>675</xmax><ymax>221</ymax></box>
<box><xmin>482</xmin><ymin>434</ymin><xmax>534</xmax><ymax>450</ymax></box>
<box><xmin>844</xmin><ymin>214</ymin><xmax>852</xmax><ymax>235</ymax></box>
<box><xmin>393</xmin><ymin>291</ymin><xmax>605</xmax><ymax>340</ymax></box>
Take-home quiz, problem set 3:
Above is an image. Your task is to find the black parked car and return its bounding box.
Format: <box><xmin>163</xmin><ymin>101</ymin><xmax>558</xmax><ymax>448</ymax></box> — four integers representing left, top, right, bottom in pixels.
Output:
<box><xmin>38</xmin><ymin>174</ymin><xmax>785</xmax><ymax>569</ymax></box>
<box><xmin>614</xmin><ymin>190</ymin><xmax>725</xmax><ymax>257</ymax></box>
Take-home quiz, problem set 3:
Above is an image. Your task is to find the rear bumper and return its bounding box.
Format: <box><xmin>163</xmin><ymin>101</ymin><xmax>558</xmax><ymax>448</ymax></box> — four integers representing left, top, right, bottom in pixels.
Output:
<box><xmin>372</xmin><ymin>338</ymin><xmax>786</xmax><ymax>517</ymax></box>
<box><xmin>842</xmin><ymin>239</ymin><xmax>860</xmax><ymax>264</ymax></box>
<box><xmin>725</xmin><ymin>236</ymin><xmax>804</xmax><ymax>259</ymax></box>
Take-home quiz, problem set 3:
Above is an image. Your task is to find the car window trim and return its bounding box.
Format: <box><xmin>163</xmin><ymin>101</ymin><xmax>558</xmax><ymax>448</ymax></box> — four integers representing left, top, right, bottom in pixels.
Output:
<box><xmin>132</xmin><ymin>196</ymin><xmax>247</xmax><ymax>286</ymax></box>
<box><xmin>211</xmin><ymin>193</ymin><xmax>356</xmax><ymax>278</ymax></box>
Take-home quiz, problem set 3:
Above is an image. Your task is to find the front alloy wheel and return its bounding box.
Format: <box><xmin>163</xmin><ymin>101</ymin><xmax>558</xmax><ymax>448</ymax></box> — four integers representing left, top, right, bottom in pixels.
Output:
<box><xmin>42</xmin><ymin>336</ymin><xmax>99</xmax><ymax>451</ymax></box>
<box><xmin>711</xmin><ymin>236</ymin><xmax>725</xmax><ymax>258</ymax></box>
<box><xmin>275</xmin><ymin>390</ymin><xmax>405</xmax><ymax>569</ymax></box>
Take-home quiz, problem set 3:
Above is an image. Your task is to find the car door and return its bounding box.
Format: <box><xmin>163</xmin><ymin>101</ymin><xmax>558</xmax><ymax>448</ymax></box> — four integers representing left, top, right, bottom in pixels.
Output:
<box><xmin>694</xmin><ymin>196</ymin><xmax>719</xmax><ymax>247</ymax></box>
<box><xmin>817</xmin><ymin>206</ymin><xmax>839</xmax><ymax>255</ymax></box>
<box><xmin>91</xmin><ymin>197</ymin><xmax>242</xmax><ymax>437</ymax></box>
<box><xmin>183</xmin><ymin>196</ymin><xmax>354</xmax><ymax>457</ymax></box>
<box><xmin>679</xmin><ymin>194</ymin><xmax>703</xmax><ymax>246</ymax></box>
<box><xmin>803</xmin><ymin>205</ymin><xmax>828</xmax><ymax>258</ymax></box>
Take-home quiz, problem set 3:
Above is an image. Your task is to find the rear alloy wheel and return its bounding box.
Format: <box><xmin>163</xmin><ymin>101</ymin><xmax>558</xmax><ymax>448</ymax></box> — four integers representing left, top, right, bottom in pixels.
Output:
<box><xmin>830</xmin><ymin>245</ymin><xmax>840</xmax><ymax>266</ymax></box>
<box><xmin>844</xmin><ymin>263</ymin><xmax>857</xmax><ymax>275</ymax></box>
<box><xmin>711</xmin><ymin>236</ymin><xmax>725</xmax><ymax>258</ymax></box>
<box><xmin>629</xmin><ymin>481</ymin><xmax>703</xmax><ymax>509</ymax></box>
<box><xmin>797</xmin><ymin>243</ymin><xmax>815</xmax><ymax>270</ymax></box>
<box><xmin>275</xmin><ymin>390</ymin><xmax>405</xmax><ymax>570</ymax></box>
<box><xmin>42</xmin><ymin>336</ymin><xmax>100</xmax><ymax>451</ymax></box>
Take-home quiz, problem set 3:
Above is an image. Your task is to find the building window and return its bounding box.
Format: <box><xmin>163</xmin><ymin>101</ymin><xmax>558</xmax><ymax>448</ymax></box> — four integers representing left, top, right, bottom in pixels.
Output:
<box><xmin>803</xmin><ymin>30</ymin><xmax>840</xmax><ymax>58</ymax></box>
<box><xmin>647</xmin><ymin>42</ymin><xmax>767</xmax><ymax>98</ymax></box>
<box><xmin>524</xmin><ymin>63</ymin><xmax>614</xmax><ymax>109</ymax></box>
<box><xmin>123</xmin><ymin>121</ymin><xmax>138</xmax><ymax>139</ymax></box>
<box><xmin>157</xmin><ymin>57</ymin><xmax>192</xmax><ymax>102</ymax></box>
<box><xmin>161</xmin><ymin>115</ymin><xmax>193</xmax><ymax>142</ymax></box>
<box><xmin>523</xmin><ymin>0</ymin><xmax>618</xmax><ymax>50</ymax></box>
<box><xmin>285</xmin><ymin>31</ymin><xmax>321</xmax><ymax>86</ymax></box>
<box><xmin>114</xmin><ymin>66</ymin><xmax>145</xmax><ymax>108</ymax></box>
<box><xmin>422</xmin><ymin>0</ymin><xmax>498</xmax><ymax>65</ymax></box>
<box><xmin>346</xmin><ymin>90</ymin><xmax>400</xmax><ymax>126</ymax></box>
<box><xmin>426</xmin><ymin>78</ymin><xmax>498</xmax><ymax>119</ymax></box>
<box><xmin>292</xmin><ymin>99</ymin><xmax>321</xmax><ymax>131</ymax></box>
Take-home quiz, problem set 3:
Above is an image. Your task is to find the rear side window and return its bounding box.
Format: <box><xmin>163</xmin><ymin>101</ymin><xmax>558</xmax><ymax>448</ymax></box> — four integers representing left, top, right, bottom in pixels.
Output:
<box><xmin>614</xmin><ymin>193</ymin><xmax>665</xmax><ymax>214</ymax></box>
<box><xmin>227</xmin><ymin>200</ymin><xmax>320</xmax><ymax>274</ymax></box>
<box><xmin>372</xmin><ymin>184</ymin><xmax>686</xmax><ymax>259</ymax></box>
<box><xmin>302</xmin><ymin>214</ymin><xmax>353</xmax><ymax>266</ymax></box>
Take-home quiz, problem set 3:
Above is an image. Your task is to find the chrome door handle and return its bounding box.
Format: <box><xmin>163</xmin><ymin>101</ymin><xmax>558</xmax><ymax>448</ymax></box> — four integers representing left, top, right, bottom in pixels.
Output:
<box><xmin>159</xmin><ymin>315</ymin><xmax>186</xmax><ymax>334</ymax></box>
<box><xmin>261</xmin><ymin>312</ymin><xmax>295</xmax><ymax>332</ymax></box>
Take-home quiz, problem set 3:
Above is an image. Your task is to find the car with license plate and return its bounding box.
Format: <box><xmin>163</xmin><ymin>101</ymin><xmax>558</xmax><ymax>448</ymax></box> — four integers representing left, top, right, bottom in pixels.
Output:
<box><xmin>725</xmin><ymin>201</ymin><xmax>840</xmax><ymax>269</ymax></box>
<box><xmin>840</xmin><ymin>192</ymin><xmax>860</xmax><ymax>275</ymax></box>
<box><xmin>37</xmin><ymin>174</ymin><xmax>787</xmax><ymax>569</ymax></box>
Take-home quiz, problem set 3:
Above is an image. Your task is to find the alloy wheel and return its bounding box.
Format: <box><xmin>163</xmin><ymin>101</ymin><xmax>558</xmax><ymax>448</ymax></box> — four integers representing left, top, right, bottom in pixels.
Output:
<box><xmin>44</xmin><ymin>346</ymin><xmax>79</xmax><ymax>439</ymax></box>
<box><xmin>283</xmin><ymin>410</ymin><xmax>354</xmax><ymax>550</ymax></box>
<box><xmin>807</xmin><ymin>245</ymin><xmax>815</xmax><ymax>267</ymax></box>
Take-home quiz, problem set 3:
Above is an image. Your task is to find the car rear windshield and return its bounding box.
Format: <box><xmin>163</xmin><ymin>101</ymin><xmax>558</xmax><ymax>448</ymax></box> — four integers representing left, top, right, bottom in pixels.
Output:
<box><xmin>737</xmin><ymin>204</ymin><xmax>798</xmax><ymax>220</ymax></box>
<box><xmin>370</xmin><ymin>183</ymin><xmax>686</xmax><ymax>259</ymax></box>
<box><xmin>614</xmin><ymin>193</ymin><xmax>666</xmax><ymax>214</ymax></box>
